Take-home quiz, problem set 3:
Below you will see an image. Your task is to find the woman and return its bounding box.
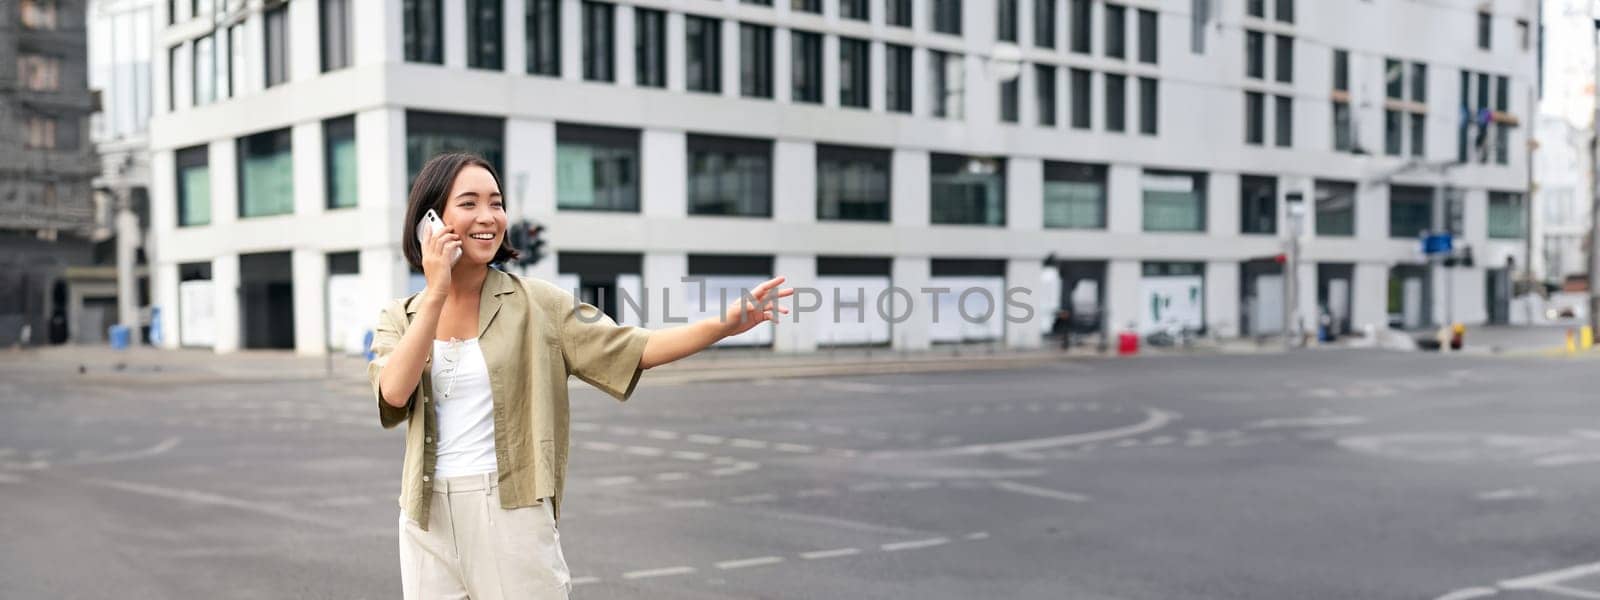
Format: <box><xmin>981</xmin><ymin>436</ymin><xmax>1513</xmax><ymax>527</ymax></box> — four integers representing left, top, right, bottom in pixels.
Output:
<box><xmin>367</xmin><ymin>153</ymin><xmax>792</xmax><ymax>599</ymax></box>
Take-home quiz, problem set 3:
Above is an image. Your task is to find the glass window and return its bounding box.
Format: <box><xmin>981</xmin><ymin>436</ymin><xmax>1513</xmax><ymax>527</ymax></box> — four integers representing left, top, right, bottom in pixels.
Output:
<box><xmin>1487</xmin><ymin>192</ymin><xmax>1525</xmax><ymax>239</ymax></box>
<box><xmin>635</xmin><ymin>8</ymin><xmax>666</xmax><ymax>87</ymax></box>
<box><xmin>1000</xmin><ymin>79</ymin><xmax>1019</xmax><ymax>123</ymax></box>
<box><xmin>1246</xmin><ymin>0</ymin><xmax>1264</xmax><ymax>18</ymax></box>
<box><xmin>403</xmin><ymin>0</ymin><xmax>443</xmax><ymax>64</ymax></box>
<box><xmin>886</xmin><ymin>44</ymin><xmax>912</xmax><ymax>113</ymax></box>
<box><xmin>582</xmin><ymin>1</ymin><xmax>614</xmax><ymax>81</ymax></box>
<box><xmin>194</xmin><ymin>36</ymin><xmax>214</xmax><ymax>105</ymax></box>
<box><xmin>739</xmin><ymin>23</ymin><xmax>773</xmax><ymax>98</ymax></box>
<box><xmin>1275</xmin><ymin>0</ymin><xmax>1293</xmax><ymax>23</ymax></box>
<box><xmin>229</xmin><ymin>24</ymin><xmax>245</xmax><ymax>95</ymax></box>
<box><xmin>1315</xmin><ymin>180</ymin><xmax>1356</xmax><ymax>237</ymax></box>
<box><xmin>885</xmin><ymin>0</ymin><xmax>911</xmax><ymax>27</ymax></box>
<box><xmin>1070</xmin><ymin>68</ymin><xmax>1091</xmax><ymax>129</ymax></box>
<box><xmin>1333</xmin><ymin>102</ymin><xmax>1352</xmax><ymax>151</ymax></box>
<box><xmin>1105</xmin><ymin>74</ymin><xmax>1125</xmax><ymax>132</ymax></box>
<box><xmin>1035</xmin><ymin>0</ymin><xmax>1055</xmax><ymax>48</ymax></box>
<box><xmin>687</xmin><ymin>134</ymin><xmax>772</xmax><ymax>217</ymax></box>
<box><xmin>215</xmin><ymin>27</ymin><xmax>231</xmax><ymax>99</ymax></box>
<box><xmin>1240</xmin><ymin>175</ymin><xmax>1276</xmax><ymax>234</ymax></box>
<box><xmin>930</xmin><ymin>50</ymin><xmax>964</xmax><ymax>119</ymax></box>
<box><xmin>997</xmin><ymin>0</ymin><xmax>1018</xmax><ymax>43</ymax></box>
<box><xmin>932</xmin><ymin>0</ymin><xmax>962</xmax><ymax>35</ymax></box>
<box><xmin>1245</xmin><ymin>91</ymin><xmax>1264</xmax><ymax>145</ymax></box>
<box><xmin>792</xmin><ymin>30</ymin><xmax>822</xmax><ymax>104</ymax></box>
<box><xmin>405</xmin><ymin>110</ymin><xmax>505</xmax><ymax>185</ymax></box>
<box><xmin>1389</xmin><ymin>185</ymin><xmax>1433</xmax><ymax>238</ymax></box>
<box><xmin>527</xmin><ymin>0</ymin><xmax>561</xmax><ymax>76</ymax></box>
<box><xmin>1477</xmin><ymin>11</ymin><xmax>1491</xmax><ymax>49</ymax></box>
<box><xmin>1245</xmin><ymin>31</ymin><xmax>1263</xmax><ymax>79</ymax></box>
<box><xmin>176</xmin><ymin>145</ymin><xmax>211</xmax><ymax>227</ymax></box>
<box><xmin>168</xmin><ymin>45</ymin><xmax>178</xmax><ymax>112</ymax></box>
<box><xmin>321</xmin><ymin>0</ymin><xmax>352</xmax><ymax>72</ymax></box>
<box><xmin>463</xmin><ymin>0</ymin><xmax>502</xmax><ymax>70</ymax></box>
<box><xmin>792</xmin><ymin>0</ymin><xmax>820</xmax><ymax>13</ymax></box>
<box><xmin>238</xmin><ymin>128</ymin><xmax>294</xmax><ymax>218</ymax></box>
<box><xmin>264</xmin><ymin>5</ymin><xmax>288</xmax><ymax>87</ymax></box>
<box><xmin>1332</xmin><ymin>49</ymin><xmax>1349</xmax><ymax>91</ymax></box>
<box><xmin>1411</xmin><ymin>62</ymin><xmax>1427</xmax><ymax>103</ymax></box>
<box><xmin>21</xmin><ymin>0</ymin><xmax>60</xmax><ymax>30</ymax></box>
<box><xmin>1385</xmin><ymin>109</ymin><xmax>1402</xmax><ymax>156</ymax></box>
<box><xmin>1410</xmin><ymin>113</ymin><xmax>1425</xmax><ymax>157</ymax></box>
<box><xmin>1142</xmin><ymin>170</ymin><xmax>1206</xmax><ymax>232</ymax></box>
<box><xmin>1070</xmin><ymin>0</ymin><xmax>1091</xmax><ymax>54</ymax></box>
<box><xmin>1495</xmin><ymin>75</ymin><xmax>1509</xmax><ymax>111</ymax></box>
<box><xmin>1137</xmin><ymin>9</ymin><xmax>1157</xmax><ymax>64</ymax></box>
<box><xmin>1274</xmin><ymin>35</ymin><xmax>1293</xmax><ymax>83</ymax></box>
<box><xmin>1043</xmin><ymin>161</ymin><xmax>1106</xmax><ymax>229</ymax></box>
<box><xmin>557</xmin><ymin>124</ymin><xmax>640</xmax><ymax>212</ymax></box>
<box><xmin>817</xmin><ymin>145</ymin><xmax>891</xmax><ymax>221</ymax></box>
<box><xmin>686</xmin><ymin>16</ymin><xmax>722</xmax><ymax>93</ymax></box>
<box><xmin>840</xmin><ymin>37</ymin><xmax>870</xmax><ymax>109</ymax></box>
<box><xmin>1385</xmin><ymin>58</ymin><xmax>1403</xmax><ymax>99</ymax></box>
<box><xmin>1036</xmin><ymin>64</ymin><xmax>1057</xmax><ymax>126</ymax></box>
<box><xmin>1274</xmin><ymin>95</ymin><xmax>1292</xmax><ymax>147</ymax></box>
<box><xmin>930</xmin><ymin>154</ymin><xmax>1005</xmax><ymax>225</ymax></box>
<box><xmin>25</xmin><ymin>115</ymin><xmax>57</xmax><ymax>149</ymax></box>
<box><xmin>840</xmin><ymin>0</ymin><xmax>868</xmax><ymax>21</ymax></box>
<box><xmin>324</xmin><ymin>116</ymin><xmax>358</xmax><ymax>209</ymax></box>
<box><xmin>1139</xmin><ymin>77</ymin><xmax>1157</xmax><ymax>135</ymax></box>
<box><xmin>1105</xmin><ymin>4</ymin><xmax>1125</xmax><ymax>59</ymax></box>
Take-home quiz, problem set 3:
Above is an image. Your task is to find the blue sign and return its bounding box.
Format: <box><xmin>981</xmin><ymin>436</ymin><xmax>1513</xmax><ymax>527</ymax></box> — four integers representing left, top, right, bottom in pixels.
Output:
<box><xmin>1422</xmin><ymin>233</ymin><xmax>1453</xmax><ymax>255</ymax></box>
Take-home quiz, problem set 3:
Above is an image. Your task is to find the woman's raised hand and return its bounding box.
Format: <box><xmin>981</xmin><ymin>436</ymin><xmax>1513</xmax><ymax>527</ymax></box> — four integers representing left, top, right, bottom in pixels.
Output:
<box><xmin>720</xmin><ymin>276</ymin><xmax>795</xmax><ymax>338</ymax></box>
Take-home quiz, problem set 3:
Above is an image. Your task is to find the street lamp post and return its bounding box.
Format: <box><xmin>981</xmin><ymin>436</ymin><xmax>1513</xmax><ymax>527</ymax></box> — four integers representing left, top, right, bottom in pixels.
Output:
<box><xmin>1285</xmin><ymin>192</ymin><xmax>1306</xmax><ymax>349</ymax></box>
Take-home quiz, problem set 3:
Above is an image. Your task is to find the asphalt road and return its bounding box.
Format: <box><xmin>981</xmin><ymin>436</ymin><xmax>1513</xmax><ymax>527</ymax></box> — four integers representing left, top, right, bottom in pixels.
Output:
<box><xmin>3</xmin><ymin>349</ymin><xmax>1599</xmax><ymax>599</ymax></box>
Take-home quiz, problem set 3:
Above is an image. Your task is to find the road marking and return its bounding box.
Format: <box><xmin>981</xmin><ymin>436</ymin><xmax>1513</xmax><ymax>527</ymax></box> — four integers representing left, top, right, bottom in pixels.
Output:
<box><xmin>992</xmin><ymin>480</ymin><xmax>1091</xmax><ymax>503</ymax></box>
<box><xmin>624</xmin><ymin>446</ymin><xmax>664</xmax><ymax>457</ymax></box>
<box><xmin>656</xmin><ymin>472</ymin><xmax>688</xmax><ymax>481</ymax></box>
<box><xmin>729</xmin><ymin>438</ymin><xmax>768</xmax><ymax>449</ymax></box>
<box><xmin>580</xmin><ymin>441</ymin><xmax>619</xmax><ymax>452</ymax></box>
<box><xmin>964</xmin><ymin>531</ymin><xmax>990</xmax><ymax>540</ymax></box>
<box><xmin>1476</xmin><ymin>487</ymin><xmax>1539</xmax><ymax>501</ymax></box>
<box><xmin>774</xmin><ymin>443</ymin><xmax>815</xmax><ymax>453</ymax></box>
<box><xmin>1250</xmin><ymin>416</ymin><xmax>1368</xmax><ymax>429</ymax></box>
<box><xmin>687</xmin><ymin>434</ymin><xmax>725</xmax><ymax>445</ymax></box>
<box><xmin>669</xmin><ymin>450</ymin><xmax>710</xmax><ymax>461</ymax></box>
<box><xmin>661</xmin><ymin>499</ymin><xmax>714</xmax><ymax>509</ymax></box>
<box><xmin>907</xmin><ymin>408</ymin><xmax>1179</xmax><ymax>457</ymax></box>
<box><xmin>608</xmin><ymin>426</ymin><xmax>640</xmax><ymax>436</ymax></box>
<box><xmin>570</xmin><ymin>576</ymin><xmax>601</xmax><ymax>586</ymax></box>
<box><xmin>882</xmin><ymin>537</ymin><xmax>949</xmax><ymax>552</ymax></box>
<box><xmin>902</xmin><ymin>481</ymin><xmax>938</xmax><ymax>490</ymax></box>
<box><xmin>795</xmin><ymin>488</ymin><xmax>837</xmax><ymax>497</ymax></box>
<box><xmin>645</xmin><ymin>430</ymin><xmax>680</xmax><ymax>440</ymax></box>
<box><xmin>849</xmin><ymin>482</ymin><xmax>893</xmax><ymax>492</ymax></box>
<box><xmin>800</xmin><ymin>547</ymin><xmax>861</xmax><ymax>560</ymax></box>
<box><xmin>83</xmin><ymin>478</ymin><xmax>348</xmax><ymax>529</ymax></box>
<box><xmin>571</xmin><ymin>422</ymin><xmax>599</xmax><ymax>432</ymax></box>
<box><xmin>622</xmin><ymin>566</ymin><xmax>696</xmax><ymax>580</ymax></box>
<box><xmin>715</xmin><ymin>556</ymin><xmax>784</xmax><ymax>570</ymax></box>
<box><xmin>729</xmin><ymin>493</ymin><xmax>778</xmax><ymax>504</ymax></box>
<box><xmin>594</xmin><ymin>476</ymin><xmax>637</xmax><ymax>486</ymax></box>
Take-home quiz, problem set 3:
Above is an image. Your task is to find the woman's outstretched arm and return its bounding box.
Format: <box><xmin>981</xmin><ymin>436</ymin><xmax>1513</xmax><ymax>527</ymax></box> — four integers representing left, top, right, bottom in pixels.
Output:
<box><xmin>639</xmin><ymin>276</ymin><xmax>794</xmax><ymax>369</ymax></box>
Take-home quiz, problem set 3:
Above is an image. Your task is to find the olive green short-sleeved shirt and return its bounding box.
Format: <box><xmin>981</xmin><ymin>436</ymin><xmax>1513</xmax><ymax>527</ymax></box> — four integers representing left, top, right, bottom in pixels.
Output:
<box><xmin>367</xmin><ymin>269</ymin><xmax>651</xmax><ymax>530</ymax></box>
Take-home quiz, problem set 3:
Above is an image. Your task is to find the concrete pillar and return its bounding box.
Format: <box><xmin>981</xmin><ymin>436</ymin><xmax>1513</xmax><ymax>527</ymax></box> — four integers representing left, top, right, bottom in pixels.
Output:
<box><xmin>773</xmin><ymin>140</ymin><xmax>816</xmax><ymax>224</ymax></box>
<box><xmin>891</xmin><ymin>256</ymin><xmax>931</xmax><ymax>351</ymax></box>
<box><xmin>615</xmin><ymin>4</ymin><xmax>635</xmax><ymax>87</ymax></box>
<box><xmin>504</xmin><ymin>0</ymin><xmax>527</xmax><ymax>74</ymax></box>
<box><xmin>443</xmin><ymin>0</ymin><xmax>467</xmax><ymax>68</ymax></box>
<box><xmin>171</xmin><ymin>41</ymin><xmax>191</xmax><ymax>112</ymax></box>
<box><xmin>356</xmin><ymin>108</ymin><xmax>406</xmax><ymax>240</ymax></box>
<box><xmin>1107</xmin><ymin>165</ymin><xmax>1141</xmax><ymax>234</ymax></box>
<box><xmin>560</xmin><ymin>0</ymin><xmax>581</xmax><ymax>81</ymax></box>
<box><xmin>354</xmin><ymin>0</ymin><xmax>402</xmax><ymax>66</ymax></box>
<box><xmin>241</xmin><ymin>9</ymin><xmax>264</xmax><ymax>96</ymax></box>
<box><xmin>292</xmin><ymin>120</ymin><xmax>324</xmax><ymax>217</ymax></box>
<box><xmin>868</xmin><ymin>40</ymin><xmax>885</xmax><ymax>112</ymax></box>
<box><xmin>1005</xmin><ymin>259</ymin><xmax>1044</xmax><ymax>349</ymax></box>
<box><xmin>1209</xmin><ymin>172</ymin><xmax>1241</xmax><ymax>237</ymax></box>
<box><xmin>890</xmin><ymin>149</ymin><xmax>929</xmax><ymax>227</ymax></box>
<box><xmin>293</xmin><ymin>248</ymin><xmax>328</xmax><ymax>355</ymax></box>
<box><xmin>772</xmin><ymin>254</ymin><xmax>817</xmax><ymax>353</ymax></box>
<box><xmin>666</xmin><ymin>11</ymin><xmax>685</xmax><ymax>92</ymax></box>
<box><xmin>1352</xmin><ymin>262</ymin><xmax>1388</xmax><ymax>332</ymax></box>
<box><xmin>910</xmin><ymin>45</ymin><xmax>927</xmax><ymax>117</ymax></box>
<box><xmin>209</xmin><ymin>138</ymin><xmax>238</xmax><ymax>226</ymax></box>
<box><xmin>643</xmin><ymin>252</ymin><xmax>689</xmax><ymax>328</ymax></box>
<box><xmin>1104</xmin><ymin>259</ymin><xmax>1140</xmax><ymax>334</ymax></box>
<box><xmin>155</xmin><ymin>262</ymin><xmax>181</xmax><ymax>349</ymax></box>
<box><xmin>1205</xmin><ymin>260</ymin><xmax>1240</xmax><ymax>337</ymax></box>
<box><xmin>1007</xmin><ymin>157</ymin><xmax>1043</xmax><ymax>233</ymax></box>
<box><xmin>642</xmin><ymin>129</ymin><xmax>687</xmax><ymax>218</ymax></box>
<box><xmin>505</xmin><ymin>117</ymin><xmax>556</xmax><ymax>220</ymax></box>
<box><xmin>116</xmin><ymin>195</ymin><xmax>141</xmax><ymax>343</ymax></box>
<box><xmin>822</xmin><ymin>33</ymin><xmax>840</xmax><ymax>108</ymax></box>
<box><xmin>288</xmin><ymin>0</ymin><xmax>319</xmax><ymax>81</ymax></box>
<box><xmin>774</xmin><ymin>27</ymin><xmax>792</xmax><ymax>103</ymax></box>
<box><xmin>361</xmin><ymin>247</ymin><xmax>409</xmax><ymax>324</ymax></box>
<box><xmin>721</xmin><ymin>18</ymin><xmax>739</xmax><ymax>99</ymax></box>
<box><xmin>212</xmin><ymin>253</ymin><xmax>240</xmax><ymax>353</ymax></box>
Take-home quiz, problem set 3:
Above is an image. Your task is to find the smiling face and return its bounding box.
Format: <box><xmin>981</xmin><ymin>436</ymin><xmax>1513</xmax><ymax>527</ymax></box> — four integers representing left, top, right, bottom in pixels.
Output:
<box><xmin>439</xmin><ymin>165</ymin><xmax>507</xmax><ymax>267</ymax></box>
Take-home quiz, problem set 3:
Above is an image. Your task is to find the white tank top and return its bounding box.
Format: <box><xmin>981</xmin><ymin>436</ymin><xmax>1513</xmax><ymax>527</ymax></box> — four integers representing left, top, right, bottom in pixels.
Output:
<box><xmin>430</xmin><ymin>338</ymin><xmax>499</xmax><ymax>478</ymax></box>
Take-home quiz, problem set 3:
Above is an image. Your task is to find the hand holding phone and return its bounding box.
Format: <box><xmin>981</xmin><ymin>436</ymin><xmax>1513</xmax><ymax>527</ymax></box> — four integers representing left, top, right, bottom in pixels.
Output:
<box><xmin>417</xmin><ymin>209</ymin><xmax>462</xmax><ymax>267</ymax></box>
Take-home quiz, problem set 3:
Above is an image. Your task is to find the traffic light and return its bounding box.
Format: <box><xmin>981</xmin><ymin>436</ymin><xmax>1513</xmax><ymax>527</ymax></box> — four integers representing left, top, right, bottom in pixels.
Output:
<box><xmin>525</xmin><ymin>223</ymin><xmax>546</xmax><ymax>267</ymax></box>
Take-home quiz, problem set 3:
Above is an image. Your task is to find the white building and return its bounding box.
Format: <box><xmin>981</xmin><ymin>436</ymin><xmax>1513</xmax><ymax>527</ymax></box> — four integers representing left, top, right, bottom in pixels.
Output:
<box><xmin>1530</xmin><ymin>0</ymin><xmax>1594</xmax><ymax>287</ymax></box>
<box><xmin>146</xmin><ymin>0</ymin><xmax>1538</xmax><ymax>355</ymax></box>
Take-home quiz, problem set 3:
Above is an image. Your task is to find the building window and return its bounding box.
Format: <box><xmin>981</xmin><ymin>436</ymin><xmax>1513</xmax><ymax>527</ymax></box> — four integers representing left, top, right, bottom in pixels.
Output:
<box><xmin>1105</xmin><ymin>73</ymin><xmax>1125</xmax><ymax>132</ymax></box>
<box><xmin>527</xmin><ymin>0</ymin><xmax>561</xmax><ymax>76</ymax></box>
<box><xmin>1384</xmin><ymin>110</ymin><xmax>1403</xmax><ymax>156</ymax></box>
<box><xmin>1274</xmin><ymin>95</ymin><xmax>1292</xmax><ymax>147</ymax></box>
<box><xmin>1137</xmin><ymin>9</ymin><xmax>1157</xmax><ymax>64</ymax></box>
<box><xmin>687</xmin><ymin>134</ymin><xmax>772</xmax><ymax>217</ymax></box>
<box><xmin>1139</xmin><ymin>77</ymin><xmax>1158</xmax><ymax>135</ymax></box>
<box><xmin>997</xmin><ymin>0</ymin><xmax>1018</xmax><ymax>43</ymax></box>
<box><xmin>404</xmin><ymin>0</ymin><xmax>443</xmax><ymax>64</ymax></box>
<box><xmin>1274</xmin><ymin>35</ymin><xmax>1293</xmax><ymax>83</ymax></box>
<box><xmin>792</xmin><ymin>0</ymin><xmax>820</xmax><ymax>13</ymax></box>
<box><xmin>1315</xmin><ymin>180</ymin><xmax>1355</xmax><ymax>237</ymax></box>
<box><xmin>176</xmin><ymin>145</ymin><xmax>211</xmax><ymax>227</ymax></box>
<box><xmin>1043</xmin><ymin>161</ymin><xmax>1106</xmax><ymax>229</ymax></box>
<box><xmin>1488</xmin><ymin>192</ymin><xmax>1525</xmax><ymax>239</ymax></box>
<box><xmin>468</xmin><ymin>0</ymin><xmax>504</xmax><ymax>70</ymax></box>
<box><xmin>25</xmin><ymin>115</ymin><xmax>58</xmax><ymax>149</ymax></box>
<box><xmin>1142</xmin><ymin>170</ymin><xmax>1206</xmax><ymax>232</ymax></box>
<box><xmin>1411</xmin><ymin>63</ymin><xmax>1428</xmax><ymax>104</ymax></box>
<box><xmin>817</xmin><ymin>144</ymin><xmax>891</xmax><ymax>221</ymax></box>
<box><xmin>840</xmin><ymin>37</ymin><xmax>870</xmax><ymax>109</ymax></box>
<box><xmin>886</xmin><ymin>44</ymin><xmax>912</xmax><ymax>113</ymax></box>
<box><xmin>1190</xmin><ymin>0</ymin><xmax>1209</xmax><ymax>54</ymax></box>
<box><xmin>194</xmin><ymin>37</ymin><xmax>215</xmax><ymax>105</ymax></box>
<box><xmin>1035</xmin><ymin>0</ymin><xmax>1056</xmax><ymax>48</ymax></box>
<box><xmin>1517</xmin><ymin>19</ymin><xmax>1531</xmax><ymax>51</ymax></box>
<box><xmin>17</xmin><ymin>53</ymin><xmax>60</xmax><ymax>92</ymax></box>
<box><xmin>405</xmin><ymin>110</ymin><xmax>505</xmax><ymax>184</ymax></box>
<box><xmin>792</xmin><ymin>30</ymin><xmax>822</xmax><ymax>104</ymax></box>
<box><xmin>1245</xmin><ymin>91</ymin><xmax>1264</xmax><ymax>145</ymax></box>
<box><xmin>168</xmin><ymin>45</ymin><xmax>179</xmax><ymax>112</ymax></box>
<box><xmin>885</xmin><ymin>0</ymin><xmax>911</xmax><ymax>27</ymax></box>
<box><xmin>215</xmin><ymin>27</ymin><xmax>232</xmax><ymax>100</ymax></box>
<box><xmin>1385</xmin><ymin>58</ymin><xmax>1403</xmax><ymax>99</ymax></box>
<box><xmin>21</xmin><ymin>0</ymin><xmax>59</xmax><ymax>30</ymax></box>
<box><xmin>1000</xmin><ymin>78</ymin><xmax>1019</xmax><ymax>123</ymax></box>
<box><xmin>739</xmin><ymin>23</ymin><xmax>773</xmax><ymax>98</ymax></box>
<box><xmin>1275</xmin><ymin>0</ymin><xmax>1293</xmax><ymax>23</ymax></box>
<box><xmin>932</xmin><ymin>0</ymin><xmax>962</xmax><ymax>35</ymax></box>
<box><xmin>840</xmin><ymin>0</ymin><xmax>868</xmax><ymax>21</ymax></box>
<box><xmin>1245</xmin><ymin>31</ymin><xmax>1264</xmax><ymax>79</ymax></box>
<box><xmin>1105</xmin><ymin>4</ymin><xmax>1126</xmax><ymax>59</ymax></box>
<box><xmin>320</xmin><ymin>0</ymin><xmax>352</xmax><ymax>72</ymax></box>
<box><xmin>1070</xmin><ymin>0</ymin><xmax>1091</xmax><ymax>54</ymax></box>
<box><xmin>635</xmin><ymin>8</ymin><xmax>667</xmax><ymax>87</ymax></box>
<box><xmin>1036</xmin><ymin>65</ymin><xmax>1057</xmax><ymax>126</ymax></box>
<box><xmin>930</xmin><ymin>50</ymin><xmax>964</xmax><ymax>119</ymax></box>
<box><xmin>229</xmin><ymin>24</ymin><xmax>245</xmax><ymax>95</ymax></box>
<box><xmin>1388</xmin><ymin>185</ymin><xmax>1432</xmax><ymax>238</ymax></box>
<box><xmin>1495</xmin><ymin>75</ymin><xmax>1510</xmax><ymax>165</ymax></box>
<box><xmin>930</xmin><ymin>154</ymin><xmax>1005</xmax><ymax>226</ymax></box>
<box><xmin>582</xmin><ymin>1</ymin><xmax>614</xmax><ymax>81</ymax></box>
<box><xmin>686</xmin><ymin>16</ymin><xmax>722</xmax><ymax>93</ymax></box>
<box><xmin>743</xmin><ymin>0</ymin><xmax>773</xmax><ymax>6</ymax></box>
<box><xmin>1240</xmin><ymin>175</ymin><xmax>1276</xmax><ymax>234</ymax></box>
<box><xmin>238</xmin><ymin>128</ymin><xmax>294</xmax><ymax>218</ymax></box>
<box><xmin>1070</xmin><ymin>68</ymin><xmax>1091</xmax><ymax>129</ymax></box>
<box><xmin>324</xmin><ymin>116</ymin><xmax>357</xmax><ymax>209</ymax></box>
<box><xmin>1410</xmin><ymin>113</ymin><xmax>1426</xmax><ymax>158</ymax></box>
<box><xmin>1333</xmin><ymin>49</ymin><xmax>1349</xmax><ymax>92</ymax></box>
<box><xmin>557</xmin><ymin>124</ymin><xmax>640</xmax><ymax>212</ymax></box>
<box><xmin>1333</xmin><ymin>102</ymin><xmax>1352</xmax><ymax>151</ymax></box>
<box><xmin>1477</xmin><ymin>10</ymin><xmax>1491</xmax><ymax>50</ymax></box>
<box><xmin>264</xmin><ymin>5</ymin><xmax>288</xmax><ymax>87</ymax></box>
<box><xmin>1385</xmin><ymin>59</ymin><xmax>1429</xmax><ymax>157</ymax></box>
<box><xmin>1246</xmin><ymin>0</ymin><xmax>1264</xmax><ymax>18</ymax></box>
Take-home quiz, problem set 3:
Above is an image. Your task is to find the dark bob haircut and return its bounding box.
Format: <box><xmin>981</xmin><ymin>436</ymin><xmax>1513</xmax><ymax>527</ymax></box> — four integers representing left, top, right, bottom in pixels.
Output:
<box><xmin>402</xmin><ymin>152</ymin><xmax>520</xmax><ymax>272</ymax></box>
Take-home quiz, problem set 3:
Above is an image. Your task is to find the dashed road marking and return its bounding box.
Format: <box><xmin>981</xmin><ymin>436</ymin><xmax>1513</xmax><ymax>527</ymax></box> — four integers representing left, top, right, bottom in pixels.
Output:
<box><xmin>800</xmin><ymin>547</ymin><xmax>861</xmax><ymax>560</ymax></box>
<box><xmin>882</xmin><ymin>537</ymin><xmax>949</xmax><ymax>552</ymax></box>
<box><xmin>622</xmin><ymin>566</ymin><xmax>696</xmax><ymax>580</ymax></box>
<box><xmin>570</xmin><ymin>576</ymin><xmax>601</xmax><ymax>586</ymax></box>
<box><xmin>715</xmin><ymin>556</ymin><xmax>784</xmax><ymax>570</ymax></box>
<box><xmin>992</xmin><ymin>480</ymin><xmax>1091</xmax><ymax>503</ymax></box>
<box><xmin>729</xmin><ymin>493</ymin><xmax>779</xmax><ymax>504</ymax></box>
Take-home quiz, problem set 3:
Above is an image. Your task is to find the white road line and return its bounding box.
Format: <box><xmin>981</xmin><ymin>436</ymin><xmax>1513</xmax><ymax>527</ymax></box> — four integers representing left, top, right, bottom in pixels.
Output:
<box><xmin>1432</xmin><ymin>587</ymin><xmax>1497</xmax><ymax>600</ymax></box>
<box><xmin>800</xmin><ymin>547</ymin><xmax>861</xmax><ymax>560</ymax></box>
<box><xmin>715</xmin><ymin>556</ymin><xmax>785</xmax><ymax>570</ymax></box>
<box><xmin>594</xmin><ymin>476</ymin><xmax>637</xmax><ymax>486</ymax></box>
<box><xmin>570</xmin><ymin>576</ymin><xmax>602</xmax><ymax>586</ymax></box>
<box><xmin>881</xmin><ymin>537</ymin><xmax>949</xmax><ymax>552</ymax></box>
<box><xmin>1500</xmin><ymin>561</ymin><xmax>1600</xmax><ymax>589</ymax></box>
<box><xmin>624</xmin><ymin>446</ymin><xmax>664</xmax><ymax>457</ymax></box>
<box><xmin>580</xmin><ymin>441</ymin><xmax>618</xmax><ymax>452</ymax></box>
<box><xmin>660</xmin><ymin>499</ymin><xmax>714</xmax><ymax>509</ymax></box>
<box><xmin>608</xmin><ymin>426</ymin><xmax>640</xmax><ymax>435</ymax></box>
<box><xmin>622</xmin><ymin>566</ymin><xmax>696</xmax><ymax>580</ymax></box>
<box><xmin>992</xmin><ymin>481</ymin><xmax>1091</xmax><ymax>503</ymax></box>
<box><xmin>655</xmin><ymin>472</ymin><xmax>689</xmax><ymax>481</ymax></box>
<box><xmin>687</xmin><ymin>434</ymin><xmax>725</xmax><ymax>444</ymax></box>
<box><xmin>907</xmin><ymin>408</ymin><xmax>1179</xmax><ymax>457</ymax></box>
<box><xmin>774</xmin><ymin>443</ymin><xmax>815</xmax><ymax>453</ymax></box>
<box><xmin>729</xmin><ymin>493</ymin><xmax>778</xmax><ymax>504</ymax></box>
<box><xmin>902</xmin><ymin>481</ymin><xmax>938</xmax><ymax>490</ymax></box>
<box><xmin>669</xmin><ymin>450</ymin><xmax>710</xmax><ymax>461</ymax></box>
<box><xmin>795</xmin><ymin>488</ymin><xmax>837</xmax><ymax>497</ymax></box>
<box><xmin>729</xmin><ymin>438</ymin><xmax>768</xmax><ymax>449</ymax></box>
<box><xmin>645</xmin><ymin>430</ymin><xmax>680</xmax><ymax>440</ymax></box>
<box><xmin>848</xmin><ymin>482</ymin><xmax>893</xmax><ymax>492</ymax></box>
<box><xmin>83</xmin><ymin>478</ymin><xmax>349</xmax><ymax>529</ymax></box>
<box><xmin>964</xmin><ymin>532</ymin><xmax>990</xmax><ymax>540</ymax></box>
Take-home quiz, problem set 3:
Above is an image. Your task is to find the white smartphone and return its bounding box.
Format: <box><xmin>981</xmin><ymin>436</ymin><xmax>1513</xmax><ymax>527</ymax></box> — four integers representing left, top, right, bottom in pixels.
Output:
<box><xmin>416</xmin><ymin>209</ymin><xmax>462</xmax><ymax>265</ymax></box>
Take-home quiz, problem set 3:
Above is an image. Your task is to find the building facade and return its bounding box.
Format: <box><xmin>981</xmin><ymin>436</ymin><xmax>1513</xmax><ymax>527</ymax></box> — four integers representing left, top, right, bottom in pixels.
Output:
<box><xmin>147</xmin><ymin>0</ymin><xmax>1538</xmax><ymax>355</ymax></box>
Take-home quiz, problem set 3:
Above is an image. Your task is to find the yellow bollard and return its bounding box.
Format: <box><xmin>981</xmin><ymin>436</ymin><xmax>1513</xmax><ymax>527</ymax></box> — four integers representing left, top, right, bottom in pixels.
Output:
<box><xmin>1585</xmin><ymin>326</ymin><xmax>1596</xmax><ymax>351</ymax></box>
